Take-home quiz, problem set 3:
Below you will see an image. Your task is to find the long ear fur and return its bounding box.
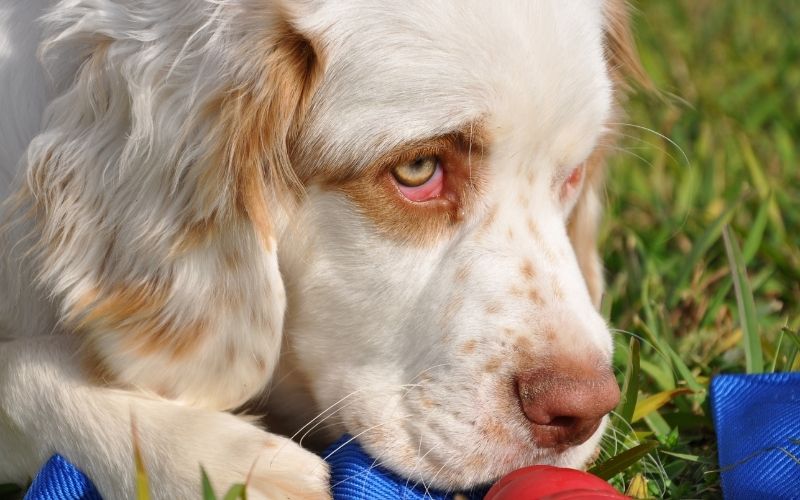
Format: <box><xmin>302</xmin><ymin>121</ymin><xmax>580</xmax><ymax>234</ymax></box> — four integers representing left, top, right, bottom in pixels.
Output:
<box><xmin>20</xmin><ymin>1</ymin><xmax>321</xmax><ymax>410</ymax></box>
<box><xmin>569</xmin><ymin>0</ymin><xmax>649</xmax><ymax>308</ymax></box>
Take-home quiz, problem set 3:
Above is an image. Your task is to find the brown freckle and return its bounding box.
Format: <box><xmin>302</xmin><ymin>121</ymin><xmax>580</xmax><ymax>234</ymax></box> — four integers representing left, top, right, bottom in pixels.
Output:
<box><xmin>222</xmin><ymin>248</ymin><xmax>242</xmax><ymax>270</ymax></box>
<box><xmin>527</xmin><ymin>217</ymin><xmax>542</xmax><ymax>242</ymax></box>
<box><xmin>509</xmin><ymin>285</ymin><xmax>524</xmax><ymax>298</ymax></box>
<box><xmin>506</xmin><ymin>227</ymin><xmax>514</xmax><ymax>240</ymax></box>
<box><xmin>465</xmin><ymin>455</ymin><xmax>484</xmax><ymax>471</ymax></box>
<box><xmin>515</xmin><ymin>335</ymin><xmax>533</xmax><ymax>352</ymax></box>
<box><xmin>171</xmin><ymin>217</ymin><xmax>218</xmax><ymax>255</ymax></box>
<box><xmin>168</xmin><ymin>320</ymin><xmax>208</xmax><ymax>359</ymax></box>
<box><xmin>520</xmin><ymin>259</ymin><xmax>535</xmax><ymax>281</ymax></box>
<box><xmin>483</xmin><ymin>357</ymin><xmax>502</xmax><ymax>373</ymax></box>
<box><xmin>517</xmin><ymin>191</ymin><xmax>529</xmax><ymax>209</ymax></box>
<box><xmin>503</xmin><ymin>327</ymin><xmax>515</xmax><ymax>336</ymax></box>
<box><xmin>254</xmin><ymin>355</ymin><xmax>267</xmax><ymax>371</ymax></box>
<box><xmin>460</xmin><ymin>339</ymin><xmax>478</xmax><ymax>354</ymax></box>
<box><xmin>526</xmin><ymin>288</ymin><xmax>544</xmax><ymax>305</ymax></box>
<box><xmin>155</xmin><ymin>384</ymin><xmax>175</xmax><ymax>399</ymax></box>
<box><xmin>544</xmin><ymin>327</ymin><xmax>557</xmax><ymax>342</ymax></box>
<box><xmin>482</xmin><ymin>419</ymin><xmax>512</xmax><ymax>443</ymax></box>
<box><xmin>480</xmin><ymin>205</ymin><xmax>498</xmax><ymax>232</ymax></box>
<box><xmin>484</xmin><ymin>301</ymin><xmax>502</xmax><ymax>315</ymax></box>
<box><xmin>443</xmin><ymin>295</ymin><xmax>464</xmax><ymax>322</ymax></box>
<box><xmin>421</xmin><ymin>397</ymin><xmax>436</xmax><ymax>409</ymax></box>
<box><xmin>454</xmin><ymin>265</ymin><xmax>470</xmax><ymax>283</ymax></box>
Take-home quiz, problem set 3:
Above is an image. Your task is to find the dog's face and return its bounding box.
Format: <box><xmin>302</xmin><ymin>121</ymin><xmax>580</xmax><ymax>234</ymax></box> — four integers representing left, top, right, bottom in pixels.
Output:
<box><xmin>275</xmin><ymin>0</ymin><xmax>622</xmax><ymax>489</ymax></box>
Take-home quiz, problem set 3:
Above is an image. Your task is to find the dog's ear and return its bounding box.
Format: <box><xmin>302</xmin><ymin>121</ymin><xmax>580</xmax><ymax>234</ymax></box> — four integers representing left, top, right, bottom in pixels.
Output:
<box><xmin>568</xmin><ymin>0</ymin><xmax>649</xmax><ymax>308</ymax></box>
<box><xmin>20</xmin><ymin>5</ymin><xmax>322</xmax><ymax>409</ymax></box>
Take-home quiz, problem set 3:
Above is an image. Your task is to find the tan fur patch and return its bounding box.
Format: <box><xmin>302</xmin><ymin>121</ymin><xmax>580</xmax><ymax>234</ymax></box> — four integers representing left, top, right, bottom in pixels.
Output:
<box><xmin>520</xmin><ymin>258</ymin><xmax>535</xmax><ymax>281</ymax></box>
<box><xmin>484</xmin><ymin>301</ymin><xmax>503</xmax><ymax>315</ymax></box>
<box><xmin>483</xmin><ymin>357</ymin><xmax>502</xmax><ymax>373</ymax></box>
<box><xmin>73</xmin><ymin>284</ymin><xmax>208</xmax><ymax>361</ymax></box>
<box><xmin>327</xmin><ymin>122</ymin><xmax>490</xmax><ymax>246</ymax></box>
<box><xmin>460</xmin><ymin>339</ymin><xmax>478</xmax><ymax>354</ymax></box>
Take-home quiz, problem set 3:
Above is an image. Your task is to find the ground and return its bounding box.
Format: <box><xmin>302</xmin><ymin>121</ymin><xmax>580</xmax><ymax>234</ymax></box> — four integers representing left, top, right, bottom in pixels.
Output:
<box><xmin>596</xmin><ymin>1</ymin><xmax>800</xmax><ymax>497</ymax></box>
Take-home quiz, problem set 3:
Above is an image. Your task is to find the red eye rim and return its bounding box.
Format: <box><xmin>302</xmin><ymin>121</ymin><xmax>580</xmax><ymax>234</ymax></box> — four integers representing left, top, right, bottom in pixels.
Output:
<box><xmin>393</xmin><ymin>161</ymin><xmax>444</xmax><ymax>202</ymax></box>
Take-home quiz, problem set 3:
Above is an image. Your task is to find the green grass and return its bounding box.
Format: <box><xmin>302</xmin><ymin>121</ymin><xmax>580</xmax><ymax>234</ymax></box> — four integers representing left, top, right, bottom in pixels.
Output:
<box><xmin>593</xmin><ymin>1</ymin><xmax>800</xmax><ymax>497</ymax></box>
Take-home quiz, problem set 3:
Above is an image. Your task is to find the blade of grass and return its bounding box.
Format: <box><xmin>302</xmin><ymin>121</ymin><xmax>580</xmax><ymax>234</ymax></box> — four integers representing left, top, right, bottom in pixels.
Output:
<box><xmin>201</xmin><ymin>468</ymin><xmax>216</xmax><ymax>500</ymax></box>
<box><xmin>722</xmin><ymin>225</ymin><xmax>764</xmax><ymax>373</ymax></box>
<box><xmin>781</xmin><ymin>328</ymin><xmax>800</xmax><ymax>371</ymax></box>
<box><xmin>131</xmin><ymin>417</ymin><xmax>151</xmax><ymax>500</ymax></box>
<box><xmin>589</xmin><ymin>441</ymin><xmax>660</xmax><ymax>480</ymax></box>
<box><xmin>667</xmin><ymin>200</ymin><xmax>738</xmax><ymax>307</ymax></box>
<box><xmin>222</xmin><ymin>484</ymin><xmax>246</xmax><ymax>500</ymax></box>
<box><xmin>640</xmin><ymin>323</ymin><xmax>704</xmax><ymax>394</ymax></box>
<box><xmin>618</xmin><ymin>337</ymin><xmax>641</xmax><ymax>425</ymax></box>
<box><xmin>738</xmin><ymin>133</ymin><xmax>786</xmax><ymax>241</ymax></box>
<box><xmin>742</xmin><ymin>196</ymin><xmax>770</xmax><ymax>263</ymax></box>
<box><xmin>639</xmin><ymin>358</ymin><xmax>675</xmax><ymax>391</ymax></box>
<box><xmin>632</xmin><ymin>388</ymin><xmax>693</xmax><ymax>422</ymax></box>
<box><xmin>625</xmin><ymin>473</ymin><xmax>649</xmax><ymax>499</ymax></box>
<box><xmin>771</xmin><ymin>328</ymin><xmax>786</xmax><ymax>373</ymax></box>
<box><xmin>643</xmin><ymin>411</ymin><xmax>672</xmax><ymax>438</ymax></box>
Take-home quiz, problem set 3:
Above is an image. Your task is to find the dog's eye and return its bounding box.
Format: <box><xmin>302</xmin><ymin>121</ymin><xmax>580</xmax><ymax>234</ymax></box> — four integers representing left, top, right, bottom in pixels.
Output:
<box><xmin>391</xmin><ymin>156</ymin><xmax>444</xmax><ymax>202</ymax></box>
<box><xmin>392</xmin><ymin>156</ymin><xmax>438</xmax><ymax>187</ymax></box>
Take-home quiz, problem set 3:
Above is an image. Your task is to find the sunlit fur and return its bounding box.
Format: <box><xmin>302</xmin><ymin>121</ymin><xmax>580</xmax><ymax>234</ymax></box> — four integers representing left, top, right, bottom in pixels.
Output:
<box><xmin>0</xmin><ymin>0</ymin><xmax>643</xmax><ymax>497</ymax></box>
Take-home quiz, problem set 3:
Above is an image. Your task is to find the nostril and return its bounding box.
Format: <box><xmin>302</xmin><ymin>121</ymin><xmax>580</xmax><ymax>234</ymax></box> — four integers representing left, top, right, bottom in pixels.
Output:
<box><xmin>515</xmin><ymin>364</ymin><xmax>619</xmax><ymax>449</ymax></box>
<box><xmin>549</xmin><ymin>415</ymin><xmax>578</xmax><ymax>428</ymax></box>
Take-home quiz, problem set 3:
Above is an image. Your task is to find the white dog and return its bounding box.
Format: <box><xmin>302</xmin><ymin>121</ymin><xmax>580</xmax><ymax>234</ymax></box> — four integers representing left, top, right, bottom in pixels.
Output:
<box><xmin>0</xmin><ymin>0</ymin><xmax>646</xmax><ymax>497</ymax></box>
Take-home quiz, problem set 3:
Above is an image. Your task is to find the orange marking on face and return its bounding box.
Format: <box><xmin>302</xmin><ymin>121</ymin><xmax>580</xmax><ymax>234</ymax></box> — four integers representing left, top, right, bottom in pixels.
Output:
<box><xmin>443</xmin><ymin>295</ymin><xmax>465</xmax><ymax>323</ymax></box>
<box><xmin>460</xmin><ymin>339</ymin><xmax>478</xmax><ymax>354</ymax></box>
<box><xmin>526</xmin><ymin>216</ymin><xmax>543</xmax><ymax>243</ymax></box>
<box><xmin>454</xmin><ymin>264</ymin><xmax>470</xmax><ymax>283</ymax></box>
<box><xmin>520</xmin><ymin>258</ymin><xmax>535</xmax><ymax>281</ymax></box>
<box><xmin>515</xmin><ymin>335</ymin><xmax>534</xmax><ymax>353</ymax></box>
<box><xmin>483</xmin><ymin>357</ymin><xmax>503</xmax><ymax>373</ymax></box>
<box><xmin>526</xmin><ymin>288</ymin><xmax>544</xmax><ymax>306</ymax></box>
<box><xmin>325</xmin><ymin>122</ymin><xmax>490</xmax><ymax>246</ymax></box>
<box><xmin>484</xmin><ymin>301</ymin><xmax>503</xmax><ymax>315</ymax></box>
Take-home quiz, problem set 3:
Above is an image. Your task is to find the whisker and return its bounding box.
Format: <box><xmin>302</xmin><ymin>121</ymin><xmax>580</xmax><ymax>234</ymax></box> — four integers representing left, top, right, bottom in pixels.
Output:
<box><xmin>608</xmin><ymin>122</ymin><xmax>690</xmax><ymax>167</ymax></box>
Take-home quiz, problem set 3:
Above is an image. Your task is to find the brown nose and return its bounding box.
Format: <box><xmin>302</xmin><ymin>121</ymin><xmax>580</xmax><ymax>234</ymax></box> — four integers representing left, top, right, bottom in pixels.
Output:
<box><xmin>515</xmin><ymin>363</ymin><xmax>620</xmax><ymax>449</ymax></box>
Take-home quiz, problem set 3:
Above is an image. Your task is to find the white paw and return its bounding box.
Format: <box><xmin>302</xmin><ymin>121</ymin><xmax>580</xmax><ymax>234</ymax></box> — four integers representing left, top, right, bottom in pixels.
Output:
<box><xmin>139</xmin><ymin>410</ymin><xmax>330</xmax><ymax>500</ymax></box>
<box><xmin>245</xmin><ymin>434</ymin><xmax>331</xmax><ymax>500</ymax></box>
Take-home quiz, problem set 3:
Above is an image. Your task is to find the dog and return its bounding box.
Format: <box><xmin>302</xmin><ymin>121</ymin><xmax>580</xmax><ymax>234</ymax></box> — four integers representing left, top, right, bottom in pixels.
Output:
<box><xmin>0</xmin><ymin>0</ymin><xmax>647</xmax><ymax>497</ymax></box>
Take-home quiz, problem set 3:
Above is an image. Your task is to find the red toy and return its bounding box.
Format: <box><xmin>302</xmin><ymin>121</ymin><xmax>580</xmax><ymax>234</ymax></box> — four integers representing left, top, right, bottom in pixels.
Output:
<box><xmin>485</xmin><ymin>465</ymin><xmax>626</xmax><ymax>500</ymax></box>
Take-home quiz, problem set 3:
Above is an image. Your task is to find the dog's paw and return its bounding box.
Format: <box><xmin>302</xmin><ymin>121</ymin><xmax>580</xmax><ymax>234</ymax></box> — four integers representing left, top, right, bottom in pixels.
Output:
<box><xmin>140</xmin><ymin>410</ymin><xmax>330</xmax><ymax>500</ymax></box>
<box><xmin>245</xmin><ymin>434</ymin><xmax>331</xmax><ymax>500</ymax></box>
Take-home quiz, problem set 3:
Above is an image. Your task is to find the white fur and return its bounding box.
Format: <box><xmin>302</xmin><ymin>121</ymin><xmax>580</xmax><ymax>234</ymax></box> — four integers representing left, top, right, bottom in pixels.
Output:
<box><xmin>1</xmin><ymin>0</ymin><xmax>623</xmax><ymax>497</ymax></box>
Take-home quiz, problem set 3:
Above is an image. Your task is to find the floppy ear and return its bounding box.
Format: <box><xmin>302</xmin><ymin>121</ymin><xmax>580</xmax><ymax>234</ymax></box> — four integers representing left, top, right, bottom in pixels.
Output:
<box><xmin>568</xmin><ymin>0</ymin><xmax>649</xmax><ymax>308</ymax></box>
<box><xmin>21</xmin><ymin>4</ymin><xmax>321</xmax><ymax>410</ymax></box>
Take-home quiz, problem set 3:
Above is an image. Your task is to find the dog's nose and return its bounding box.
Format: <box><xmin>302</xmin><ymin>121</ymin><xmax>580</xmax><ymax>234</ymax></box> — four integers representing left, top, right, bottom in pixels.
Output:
<box><xmin>515</xmin><ymin>363</ymin><xmax>620</xmax><ymax>449</ymax></box>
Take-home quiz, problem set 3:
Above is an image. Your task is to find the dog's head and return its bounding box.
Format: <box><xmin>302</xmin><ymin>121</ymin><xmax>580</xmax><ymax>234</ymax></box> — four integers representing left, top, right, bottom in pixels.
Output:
<box><xmin>273</xmin><ymin>0</ymin><xmax>644</xmax><ymax>488</ymax></box>
<box><xmin>24</xmin><ymin>0</ymin><xmax>645</xmax><ymax>490</ymax></box>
